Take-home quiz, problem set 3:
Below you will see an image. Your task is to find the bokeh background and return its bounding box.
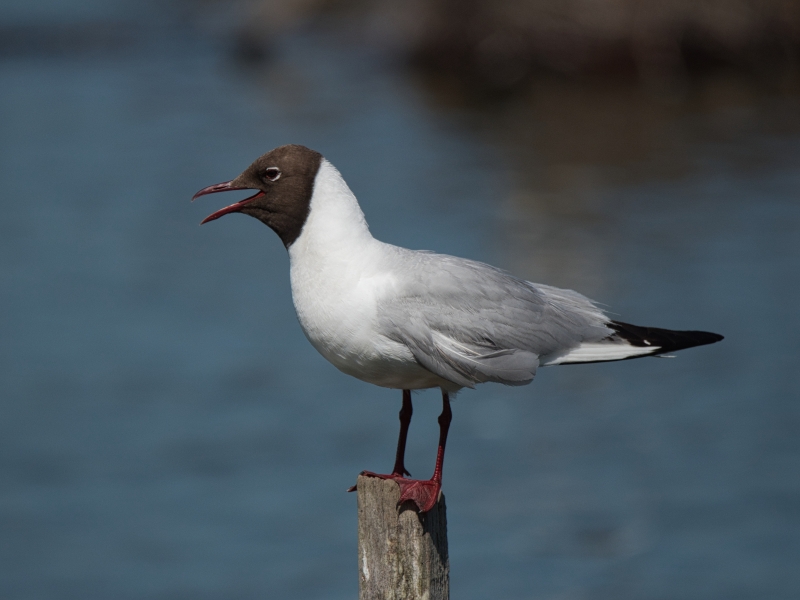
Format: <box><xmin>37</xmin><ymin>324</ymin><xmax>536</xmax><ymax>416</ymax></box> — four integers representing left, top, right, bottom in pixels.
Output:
<box><xmin>2</xmin><ymin>0</ymin><xmax>799</xmax><ymax>598</ymax></box>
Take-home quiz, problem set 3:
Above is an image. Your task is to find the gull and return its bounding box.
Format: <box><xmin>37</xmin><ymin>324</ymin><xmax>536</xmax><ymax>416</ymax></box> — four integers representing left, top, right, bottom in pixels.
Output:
<box><xmin>193</xmin><ymin>144</ymin><xmax>723</xmax><ymax>512</ymax></box>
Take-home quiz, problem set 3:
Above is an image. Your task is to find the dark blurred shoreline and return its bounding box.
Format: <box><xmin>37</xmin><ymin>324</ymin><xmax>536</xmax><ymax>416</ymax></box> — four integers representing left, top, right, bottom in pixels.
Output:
<box><xmin>226</xmin><ymin>0</ymin><xmax>800</xmax><ymax>93</ymax></box>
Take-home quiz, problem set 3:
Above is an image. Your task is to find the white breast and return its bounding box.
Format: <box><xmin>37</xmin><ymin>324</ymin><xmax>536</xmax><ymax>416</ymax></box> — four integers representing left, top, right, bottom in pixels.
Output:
<box><xmin>287</xmin><ymin>160</ymin><xmax>447</xmax><ymax>390</ymax></box>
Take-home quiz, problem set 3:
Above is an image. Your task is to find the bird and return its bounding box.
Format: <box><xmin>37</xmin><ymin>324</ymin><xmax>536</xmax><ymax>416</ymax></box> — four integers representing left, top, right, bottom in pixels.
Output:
<box><xmin>192</xmin><ymin>144</ymin><xmax>723</xmax><ymax>512</ymax></box>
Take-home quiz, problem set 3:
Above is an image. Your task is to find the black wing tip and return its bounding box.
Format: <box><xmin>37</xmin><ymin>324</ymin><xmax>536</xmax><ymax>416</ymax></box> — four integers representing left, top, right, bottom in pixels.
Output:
<box><xmin>609</xmin><ymin>320</ymin><xmax>723</xmax><ymax>354</ymax></box>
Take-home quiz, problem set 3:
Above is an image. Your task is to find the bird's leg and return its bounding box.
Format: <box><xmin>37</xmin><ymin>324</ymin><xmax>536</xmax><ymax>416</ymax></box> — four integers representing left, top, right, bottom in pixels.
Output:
<box><xmin>347</xmin><ymin>390</ymin><xmax>413</xmax><ymax>492</ymax></box>
<box><xmin>393</xmin><ymin>391</ymin><xmax>451</xmax><ymax>512</ymax></box>
<box><xmin>391</xmin><ymin>389</ymin><xmax>413</xmax><ymax>477</ymax></box>
<box><xmin>351</xmin><ymin>390</ymin><xmax>452</xmax><ymax>513</ymax></box>
<box><xmin>433</xmin><ymin>391</ymin><xmax>452</xmax><ymax>483</ymax></box>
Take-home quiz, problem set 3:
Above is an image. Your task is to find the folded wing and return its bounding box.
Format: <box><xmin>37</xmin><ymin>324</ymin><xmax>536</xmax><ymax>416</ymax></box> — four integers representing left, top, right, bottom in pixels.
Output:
<box><xmin>376</xmin><ymin>249</ymin><xmax>611</xmax><ymax>388</ymax></box>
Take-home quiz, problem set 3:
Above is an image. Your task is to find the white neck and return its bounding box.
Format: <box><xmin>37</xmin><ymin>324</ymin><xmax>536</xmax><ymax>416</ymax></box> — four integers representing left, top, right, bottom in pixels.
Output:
<box><xmin>288</xmin><ymin>159</ymin><xmax>376</xmax><ymax>266</ymax></box>
<box><xmin>286</xmin><ymin>160</ymin><xmax>420</xmax><ymax>385</ymax></box>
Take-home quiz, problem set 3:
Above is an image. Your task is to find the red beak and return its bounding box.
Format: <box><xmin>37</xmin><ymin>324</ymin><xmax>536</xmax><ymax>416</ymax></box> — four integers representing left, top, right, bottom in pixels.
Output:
<box><xmin>192</xmin><ymin>180</ymin><xmax>266</xmax><ymax>224</ymax></box>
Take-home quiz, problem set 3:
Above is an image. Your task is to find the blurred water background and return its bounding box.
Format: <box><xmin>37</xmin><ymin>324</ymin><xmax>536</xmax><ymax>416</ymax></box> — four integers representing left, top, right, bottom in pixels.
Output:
<box><xmin>2</xmin><ymin>0</ymin><xmax>799</xmax><ymax>598</ymax></box>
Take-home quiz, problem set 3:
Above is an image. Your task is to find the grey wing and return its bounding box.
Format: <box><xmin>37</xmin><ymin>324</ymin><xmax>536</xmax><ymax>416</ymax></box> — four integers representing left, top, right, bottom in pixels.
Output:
<box><xmin>389</xmin><ymin>315</ymin><xmax>541</xmax><ymax>388</ymax></box>
<box><xmin>377</xmin><ymin>249</ymin><xmax>613</xmax><ymax>388</ymax></box>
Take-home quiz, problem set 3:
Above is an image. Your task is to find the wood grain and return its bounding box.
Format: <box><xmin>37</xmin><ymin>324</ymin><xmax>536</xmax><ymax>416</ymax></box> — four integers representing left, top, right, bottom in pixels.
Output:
<box><xmin>357</xmin><ymin>475</ymin><xmax>449</xmax><ymax>600</ymax></box>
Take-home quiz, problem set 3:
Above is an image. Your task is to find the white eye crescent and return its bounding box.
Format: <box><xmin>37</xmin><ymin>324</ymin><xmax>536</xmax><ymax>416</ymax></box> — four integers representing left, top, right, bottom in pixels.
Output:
<box><xmin>264</xmin><ymin>167</ymin><xmax>281</xmax><ymax>182</ymax></box>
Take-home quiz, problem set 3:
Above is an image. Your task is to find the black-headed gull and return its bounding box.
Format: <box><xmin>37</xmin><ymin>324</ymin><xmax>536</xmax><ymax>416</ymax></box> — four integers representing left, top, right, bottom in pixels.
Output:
<box><xmin>193</xmin><ymin>144</ymin><xmax>723</xmax><ymax>512</ymax></box>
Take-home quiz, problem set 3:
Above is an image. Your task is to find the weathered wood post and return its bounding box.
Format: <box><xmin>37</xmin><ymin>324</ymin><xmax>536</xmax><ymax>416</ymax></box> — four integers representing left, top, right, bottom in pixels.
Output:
<box><xmin>357</xmin><ymin>475</ymin><xmax>449</xmax><ymax>600</ymax></box>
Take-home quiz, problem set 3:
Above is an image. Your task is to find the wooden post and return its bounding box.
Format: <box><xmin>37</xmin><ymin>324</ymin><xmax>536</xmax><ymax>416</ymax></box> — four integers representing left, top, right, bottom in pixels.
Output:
<box><xmin>357</xmin><ymin>475</ymin><xmax>449</xmax><ymax>600</ymax></box>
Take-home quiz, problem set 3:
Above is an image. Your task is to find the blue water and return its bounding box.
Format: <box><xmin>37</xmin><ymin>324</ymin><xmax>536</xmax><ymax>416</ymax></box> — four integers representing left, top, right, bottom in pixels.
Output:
<box><xmin>2</xmin><ymin>1</ymin><xmax>799</xmax><ymax>599</ymax></box>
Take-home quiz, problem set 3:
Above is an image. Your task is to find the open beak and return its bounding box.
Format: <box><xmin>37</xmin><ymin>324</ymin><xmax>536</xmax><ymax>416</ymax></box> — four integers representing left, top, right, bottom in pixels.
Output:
<box><xmin>192</xmin><ymin>181</ymin><xmax>266</xmax><ymax>224</ymax></box>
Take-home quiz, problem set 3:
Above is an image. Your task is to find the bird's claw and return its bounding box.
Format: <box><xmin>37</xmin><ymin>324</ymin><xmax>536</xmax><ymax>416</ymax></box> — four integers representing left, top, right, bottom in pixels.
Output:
<box><xmin>395</xmin><ymin>478</ymin><xmax>441</xmax><ymax>512</ymax></box>
<box><xmin>349</xmin><ymin>470</ymin><xmax>441</xmax><ymax>512</ymax></box>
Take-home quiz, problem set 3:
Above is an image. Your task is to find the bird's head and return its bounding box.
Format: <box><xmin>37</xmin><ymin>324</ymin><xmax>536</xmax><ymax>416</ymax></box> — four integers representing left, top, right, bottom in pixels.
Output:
<box><xmin>192</xmin><ymin>144</ymin><xmax>322</xmax><ymax>247</ymax></box>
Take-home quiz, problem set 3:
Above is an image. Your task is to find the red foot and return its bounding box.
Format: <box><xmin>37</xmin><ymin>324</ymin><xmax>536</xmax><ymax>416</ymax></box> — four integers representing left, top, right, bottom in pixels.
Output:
<box><xmin>349</xmin><ymin>471</ymin><xmax>441</xmax><ymax>512</ymax></box>
<box><xmin>395</xmin><ymin>477</ymin><xmax>441</xmax><ymax>512</ymax></box>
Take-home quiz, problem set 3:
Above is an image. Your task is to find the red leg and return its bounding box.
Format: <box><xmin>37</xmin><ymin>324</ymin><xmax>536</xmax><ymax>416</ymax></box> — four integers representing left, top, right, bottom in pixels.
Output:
<box><xmin>391</xmin><ymin>389</ymin><xmax>413</xmax><ymax>477</ymax></box>
<box><xmin>352</xmin><ymin>390</ymin><xmax>452</xmax><ymax>513</ymax></box>
<box><xmin>347</xmin><ymin>390</ymin><xmax>413</xmax><ymax>491</ymax></box>
<box><xmin>394</xmin><ymin>391</ymin><xmax>451</xmax><ymax>512</ymax></box>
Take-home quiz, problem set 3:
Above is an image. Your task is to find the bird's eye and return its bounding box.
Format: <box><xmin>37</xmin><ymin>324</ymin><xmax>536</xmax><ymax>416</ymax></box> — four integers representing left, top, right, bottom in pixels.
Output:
<box><xmin>264</xmin><ymin>167</ymin><xmax>281</xmax><ymax>182</ymax></box>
